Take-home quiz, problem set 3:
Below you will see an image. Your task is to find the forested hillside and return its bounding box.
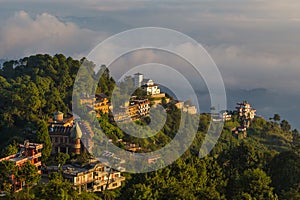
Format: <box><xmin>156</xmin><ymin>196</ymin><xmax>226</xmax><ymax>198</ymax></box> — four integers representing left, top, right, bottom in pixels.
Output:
<box><xmin>0</xmin><ymin>54</ymin><xmax>299</xmax><ymax>199</ymax></box>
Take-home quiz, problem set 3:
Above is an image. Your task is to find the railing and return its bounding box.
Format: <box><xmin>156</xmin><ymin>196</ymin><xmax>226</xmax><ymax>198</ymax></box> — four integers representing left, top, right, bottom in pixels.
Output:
<box><xmin>34</xmin><ymin>161</ymin><xmax>42</xmax><ymax>167</ymax></box>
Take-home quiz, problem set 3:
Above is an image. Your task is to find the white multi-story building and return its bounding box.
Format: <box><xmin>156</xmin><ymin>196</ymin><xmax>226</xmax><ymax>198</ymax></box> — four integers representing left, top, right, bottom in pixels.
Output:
<box><xmin>133</xmin><ymin>73</ymin><xmax>161</xmax><ymax>96</ymax></box>
<box><xmin>141</xmin><ymin>79</ymin><xmax>161</xmax><ymax>95</ymax></box>
<box><xmin>236</xmin><ymin>101</ymin><xmax>256</xmax><ymax>120</ymax></box>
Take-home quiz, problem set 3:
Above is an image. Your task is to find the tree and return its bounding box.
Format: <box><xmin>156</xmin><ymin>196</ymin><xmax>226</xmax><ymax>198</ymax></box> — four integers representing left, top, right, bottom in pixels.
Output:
<box><xmin>55</xmin><ymin>152</ymin><xmax>70</xmax><ymax>168</ymax></box>
<box><xmin>0</xmin><ymin>160</ymin><xmax>16</xmax><ymax>198</ymax></box>
<box><xmin>225</xmin><ymin>142</ymin><xmax>260</xmax><ymax>173</ymax></box>
<box><xmin>269</xmin><ymin>151</ymin><xmax>300</xmax><ymax>194</ymax></box>
<box><xmin>292</xmin><ymin>129</ymin><xmax>300</xmax><ymax>152</ymax></box>
<box><xmin>36</xmin><ymin>172</ymin><xmax>78</xmax><ymax>200</ymax></box>
<box><xmin>36</xmin><ymin>120</ymin><xmax>52</xmax><ymax>162</ymax></box>
<box><xmin>17</xmin><ymin>161</ymin><xmax>40</xmax><ymax>197</ymax></box>
<box><xmin>240</xmin><ymin>168</ymin><xmax>277</xmax><ymax>200</ymax></box>
<box><xmin>1</xmin><ymin>141</ymin><xmax>18</xmax><ymax>157</ymax></box>
<box><xmin>280</xmin><ymin>183</ymin><xmax>300</xmax><ymax>200</ymax></box>
<box><xmin>273</xmin><ymin>114</ymin><xmax>281</xmax><ymax>122</ymax></box>
<box><xmin>280</xmin><ymin>120</ymin><xmax>291</xmax><ymax>132</ymax></box>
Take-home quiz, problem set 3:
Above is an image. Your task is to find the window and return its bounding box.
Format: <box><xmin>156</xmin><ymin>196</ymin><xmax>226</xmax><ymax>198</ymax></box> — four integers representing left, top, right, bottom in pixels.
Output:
<box><xmin>112</xmin><ymin>183</ymin><xmax>118</xmax><ymax>187</ymax></box>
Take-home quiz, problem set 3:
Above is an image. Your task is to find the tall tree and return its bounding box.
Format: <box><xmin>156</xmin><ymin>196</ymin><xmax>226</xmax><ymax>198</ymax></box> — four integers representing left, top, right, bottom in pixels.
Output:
<box><xmin>0</xmin><ymin>160</ymin><xmax>16</xmax><ymax>198</ymax></box>
<box><xmin>239</xmin><ymin>168</ymin><xmax>277</xmax><ymax>200</ymax></box>
<box><xmin>36</xmin><ymin>120</ymin><xmax>52</xmax><ymax>162</ymax></box>
<box><xmin>1</xmin><ymin>141</ymin><xmax>18</xmax><ymax>157</ymax></box>
<box><xmin>17</xmin><ymin>161</ymin><xmax>40</xmax><ymax>197</ymax></box>
<box><xmin>280</xmin><ymin>120</ymin><xmax>291</xmax><ymax>132</ymax></box>
<box><xmin>273</xmin><ymin>114</ymin><xmax>281</xmax><ymax>122</ymax></box>
<box><xmin>55</xmin><ymin>152</ymin><xmax>70</xmax><ymax>168</ymax></box>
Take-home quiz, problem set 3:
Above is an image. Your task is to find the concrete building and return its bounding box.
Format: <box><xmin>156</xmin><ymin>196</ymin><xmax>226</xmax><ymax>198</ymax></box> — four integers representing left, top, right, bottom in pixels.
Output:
<box><xmin>220</xmin><ymin>111</ymin><xmax>232</xmax><ymax>121</ymax></box>
<box><xmin>236</xmin><ymin>101</ymin><xmax>256</xmax><ymax>121</ymax></box>
<box><xmin>80</xmin><ymin>93</ymin><xmax>110</xmax><ymax>117</ymax></box>
<box><xmin>49</xmin><ymin>122</ymin><xmax>82</xmax><ymax>155</ymax></box>
<box><xmin>48</xmin><ymin>112</ymin><xmax>91</xmax><ymax>155</ymax></box>
<box><xmin>111</xmin><ymin>98</ymin><xmax>150</xmax><ymax>122</ymax></box>
<box><xmin>94</xmin><ymin>94</ymin><xmax>110</xmax><ymax>113</ymax></box>
<box><xmin>182</xmin><ymin>105</ymin><xmax>197</xmax><ymax>115</ymax></box>
<box><xmin>48</xmin><ymin>111</ymin><xmax>74</xmax><ymax>127</ymax></box>
<box><xmin>232</xmin><ymin>101</ymin><xmax>257</xmax><ymax>139</ymax></box>
<box><xmin>235</xmin><ymin>101</ymin><xmax>256</xmax><ymax>128</ymax></box>
<box><xmin>0</xmin><ymin>141</ymin><xmax>43</xmax><ymax>192</ymax></box>
<box><xmin>141</xmin><ymin>79</ymin><xmax>161</xmax><ymax>96</ymax></box>
<box><xmin>173</xmin><ymin>100</ymin><xmax>198</xmax><ymax>115</ymax></box>
<box><xmin>133</xmin><ymin>73</ymin><xmax>161</xmax><ymax>96</ymax></box>
<box><xmin>44</xmin><ymin>162</ymin><xmax>125</xmax><ymax>193</ymax></box>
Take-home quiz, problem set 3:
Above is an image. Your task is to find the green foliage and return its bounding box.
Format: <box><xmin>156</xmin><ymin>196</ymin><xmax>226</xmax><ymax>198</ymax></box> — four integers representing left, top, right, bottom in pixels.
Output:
<box><xmin>280</xmin><ymin>119</ymin><xmax>291</xmax><ymax>132</ymax></box>
<box><xmin>0</xmin><ymin>160</ymin><xmax>17</xmax><ymax>197</ymax></box>
<box><xmin>269</xmin><ymin>151</ymin><xmax>300</xmax><ymax>194</ymax></box>
<box><xmin>280</xmin><ymin>183</ymin><xmax>300</xmax><ymax>200</ymax></box>
<box><xmin>17</xmin><ymin>161</ymin><xmax>41</xmax><ymax>197</ymax></box>
<box><xmin>55</xmin><ymin>152</ymin><xmax>70</xmax><ymax>167</ymax></box>
<box><xmin>239</xmin><ymin>168</ymin><xmax>277</xmax><ymax>200</ymax></box>
<box><xmin>119</xmin><ymin>157</ymin><xmax>227</xmax><ymax>200</ymax></box>
<box><xmin>35</xmin><ymin>172</ymin><xmax>77</xmax><ymax>200</ymax></box>
<box><xmin>1</xmin><ymin>141</ymin><xmax>18</xmax><ymax>157</ymax></box>
<box><xmin>271</xmin><ymin>114</ymin><xmax>281</xmax><ymax>122</ymax></box>
<box><xmin>0</xmin><ymin>54</ymin><xmax>299</xmax><ymax>199</ymax></box>
<box><xmin>0</xmin><ymin>54</ymin><xmax>82</xmax><ymax>148</ymax></box>
<box><xmin>36</xmin><ymin>120</ymin><xmax>52</xmax><ymax>162</ymax></box>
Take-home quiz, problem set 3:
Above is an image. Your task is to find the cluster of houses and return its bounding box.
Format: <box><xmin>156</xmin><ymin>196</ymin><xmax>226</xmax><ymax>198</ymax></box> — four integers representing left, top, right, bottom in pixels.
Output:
<box><xmin>211</xmin><ymin>101</ymin><xmax>257</xmax><ymax>139</ymax></box>
<box><xmin>79</xmin><ymin>73</ymin><xmax>198</xmax><ymax>122</ymax></box>
<box><xmin>1</xmin><ymin>73</ymin><xmax>259</xmax><ymax>195</ymax></box>
<box><xmin>118</xmin><ymin>73</ymin><xmax>198</xmax><ymax>120</ymax></box>
<box><xmin>0</xmin><ymin>111</ymin><xmax>126</xmax><ymax>194</ymax></box>
<box><xmin>47</xmin><ymin>111</ymin><xmax>125</xmax><ymax>193</ymax></box>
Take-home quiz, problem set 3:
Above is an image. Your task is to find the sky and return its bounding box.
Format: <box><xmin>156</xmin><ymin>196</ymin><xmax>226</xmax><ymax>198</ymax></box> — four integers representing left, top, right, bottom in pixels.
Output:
<box><xmin>0</xmin><ymin>0</ymin><xmax>299</xmax><ymax>129</ymax></box>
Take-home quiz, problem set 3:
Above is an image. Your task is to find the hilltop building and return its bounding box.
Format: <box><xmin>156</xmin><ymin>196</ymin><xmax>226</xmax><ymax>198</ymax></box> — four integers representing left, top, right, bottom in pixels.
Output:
<box><xmin>134</xmin><ymin>73</ymin><xmax>161</xmax><ymax>96</ymax></box>
<box><xmin>232</xmin><ymin>101</ymin><xmax>257</xmax><ymax>139</ymax></box>
<box><xmin>141</xmin><ymin>79</ymin><xmax>161</xmax><ymax>96</ymax></box>
<box><xmin>235</xmin><ymin>101</ymin><xmax>256</xmax><ymax>128</ymax></box>
<box><xmin>0</xmin><ymin>141</ymin><xmax>43</xmax><ymax>192</ymax></box>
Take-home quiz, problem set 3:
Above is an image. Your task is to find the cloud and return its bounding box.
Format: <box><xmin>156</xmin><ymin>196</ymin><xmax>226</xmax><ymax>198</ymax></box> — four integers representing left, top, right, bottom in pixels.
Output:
<box><xmin>0</xmin><ymin>11</ymin><xmax>105</xmax><ymax>59</ymax></box>
<box><xmin>206</xmin><ymin>44</ymin><xmax>300</xmax><ymax>93</ymax></box>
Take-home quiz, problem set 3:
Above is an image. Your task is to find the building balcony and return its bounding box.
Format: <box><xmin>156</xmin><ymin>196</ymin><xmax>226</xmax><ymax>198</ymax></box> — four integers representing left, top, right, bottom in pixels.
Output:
<box><xmin>31</xmin><ymin>152</ymin><xmax>42</xmax><ymax>159</ymax></box>
<box><xmin>34</xmin><ymin>161</ymin><xmax>42</xmax><ymax>167</ymax></box>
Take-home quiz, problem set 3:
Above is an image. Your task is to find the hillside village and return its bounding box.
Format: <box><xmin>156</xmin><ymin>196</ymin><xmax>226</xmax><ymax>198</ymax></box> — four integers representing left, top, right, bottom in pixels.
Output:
<box><xmin>0</xmin><ymin>55</ymin><xmax>299</xmax><ymax>199</ymax></box>
<box><xmin>0</xmin><ymin>72</ymin><xmax>258</xmax><ymax>196</ymax></box>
